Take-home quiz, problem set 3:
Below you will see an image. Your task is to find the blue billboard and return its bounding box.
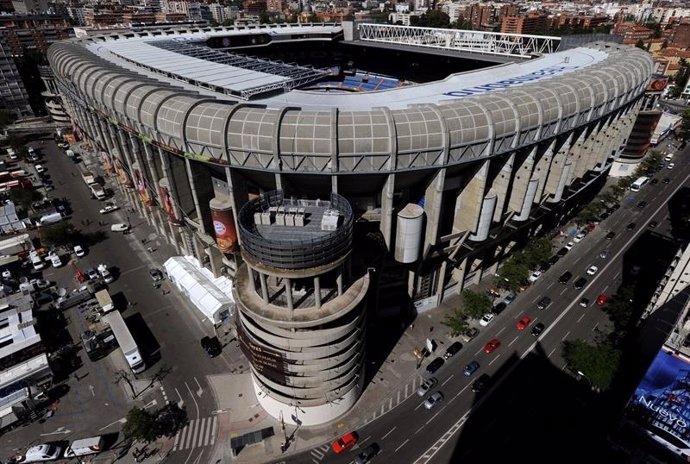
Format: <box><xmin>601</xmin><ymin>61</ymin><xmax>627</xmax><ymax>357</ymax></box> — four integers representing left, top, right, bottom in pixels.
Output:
<box><xmin>626</xmin><ymin>348</ymin><xmax>690</xmax><ymax>457</ymax></box>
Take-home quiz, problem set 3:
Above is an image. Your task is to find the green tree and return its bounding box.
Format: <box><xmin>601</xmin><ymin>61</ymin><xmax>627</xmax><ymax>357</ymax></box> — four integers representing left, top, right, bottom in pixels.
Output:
<box><xmin>0</xmin><ymin>111</ymin><xmax>15</xmax><ymax>130</ymax></box>
<box><xmin>680</xmin><ymin>108</ymin><xmax>690</xmax><ymax>140</ymax></box>
<box><xmin>563</xmin><ymin>339</ymin><xmax>621</xmax><ymax>391</ymax></box>
<box><xmin>522</xmin><ymin>238</ymin><xmax>552</xmax><ymax>269</ymax></box>
<box><xmin>577</xmin><ymin>202</ymin><xmax>605</xmax><ymax>224</ymax></box>
<box><xmin>461</xmin><ymin>289</ymin><xmax>492</xmax><ymax>319</ymax></box>
<box><xmin>221</xmin><ymin>18</ymin><xmax>235</xmax><ymax>26</ymax></box>
<box><xmin>9</xmin><ymin>188</ymin><xmax>42</xmax><ymax>212</ymax></box>
<box><xmin>442</xmin><ymin>309</ymin><xmax>469</xmax><ymax>337</ymax></box>
<box><xmin>496</xmin><ymin>259</ymin><xmax>528</xmax><ymax>291</ymax></box>
<box><xmin>122</xmin><ymin>407</ymin><xmax>161</xmax><ymax>443</ymax></box>
<box><xmin>39</xmin><ymin>221</ymin><xmax>78</xmax><ymax>247</ymax></box>
<box><xmin>259</xmin><ymin>11</ymin><xmax>271</xmax><ymax>24</ymax></box>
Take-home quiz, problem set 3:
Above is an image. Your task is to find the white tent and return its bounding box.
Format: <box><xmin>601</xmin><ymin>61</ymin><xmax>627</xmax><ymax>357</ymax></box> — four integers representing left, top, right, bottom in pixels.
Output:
<box><xmin>164</xmin><ymin>256</ymin><xmax>234</xmax><ymax>325</ymax></box>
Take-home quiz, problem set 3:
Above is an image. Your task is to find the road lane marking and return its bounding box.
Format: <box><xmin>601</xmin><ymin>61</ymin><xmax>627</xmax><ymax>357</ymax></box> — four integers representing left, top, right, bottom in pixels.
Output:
<box><xmin>395</xmin><ymin>439</ymin><xmax>409</xmax><ymax>453</ymax></box>
<box><xmin>441</xmin><ymin>374</ymin><xmax>454</xmax><ymax>386</ymax></box>
<box><xmin>564</xmin><ymin>330</ymin><xmax>571</xmax><ymax>339</ymax></box>
<box><xmin>508</xmin><ymin>335</ymin><xmax>519</xmax><ymax>347</ymax></box>
<box><xmin>547</xmin><ymin>282</ymin><xmax>554</xmax><ymax>290</ymax></box>
<box><xmin>382</xmin><ymin>426</ymin><xmax>397</xmax><ymax>440</ymax></box>
<box><xmin>415</xmin><ymin>425</ymin><xmax>425</xmax><ymax>434</ymax></box>
<box><xmin>426</xmin><ymin>409</ymin><xmax>442</xmax><ymax>425</ymax></box>
<box><xmin>489</xmin><ymin>354</ymin><xmax>500</xmax><ymax>365</ymax></box>
<box><xmin>592</xmin><ymin>323</ymin><xmax>599</xmax><ymax>332</ymax></box>
<box><xmin>496</xmin><ymin>327</ymin><xmax>505</xmax><ymax>336</ymax></box>
<box><xmin>548</xmin><ymin>347</ymin><xmax>557</xmax><ymax>358</ymax></box>
<box><xmin>560</xmin><ymin>287</ymin><xmax>568</xmax><ymax>295</ymax></box>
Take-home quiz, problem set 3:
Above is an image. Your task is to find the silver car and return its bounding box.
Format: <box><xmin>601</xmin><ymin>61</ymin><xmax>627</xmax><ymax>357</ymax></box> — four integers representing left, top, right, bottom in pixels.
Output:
<box><xmin>424</xmin><ymin>391</ymin><xmax>443</xmax><ymax>410</ymax></box>
<box><xmin>416</xmin><ymin>377</ymin><xmax>437</xmax><ymax>396</ymax></box>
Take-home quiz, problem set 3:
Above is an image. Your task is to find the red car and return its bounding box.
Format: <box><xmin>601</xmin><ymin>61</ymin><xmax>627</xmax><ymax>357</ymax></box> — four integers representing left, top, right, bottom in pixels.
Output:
<box><xmin>516</xmin><ymin>316</ymin><xmax>531</xmax><ymax>330</ymax></box>
<box><xmin>596</xmin><ymin>294</ymin><xmax>609</xmax><ymax>306</ymax></box>
<box><xmin>484</xmin><ymin>338</ymin><xmax>501</xmax><ymax>354</ymax></box>
<box><xmin>332</xmin><ymin>432</ymin><xmax>358</xmax><ymax>454</ymax></box>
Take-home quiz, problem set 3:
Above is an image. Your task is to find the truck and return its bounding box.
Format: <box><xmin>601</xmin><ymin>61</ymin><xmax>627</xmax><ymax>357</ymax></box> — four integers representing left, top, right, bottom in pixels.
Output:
<box><xmin>95</xmin><ymin>289</ymin><xmax>114</xmax><ymax>313</ymax></box>
<box><xmin>81</xmin><ymin>170</ymin><xmax>95</xmax><ymax>185</ymax></box>
<box><xmin>64</xmin><ymin>436</ymin><xmax>104</xmax><ymax>458</ymax></box>
<box><xmin>102</xmin><ymin>311</ymin><xmax>146</xmax><ymax>374</ymax></box>
<box><xmin>81</xmin><ymin>325</ymin><xmax>116</xmax><ymax>361</ymax></box>
<box><xmin>89</xmin><ymin>183</ymin><xmax>106</xmax><ymax>200</ymax></box>
<box><xmin>55</xmin><ymin>284</ymin><xmax>94</xmax><ymax>310</ymax></box>
<box><xmin>38</xmin><ymin>212</ymin><xmax>63</xmax><ymax>226</ymax></box>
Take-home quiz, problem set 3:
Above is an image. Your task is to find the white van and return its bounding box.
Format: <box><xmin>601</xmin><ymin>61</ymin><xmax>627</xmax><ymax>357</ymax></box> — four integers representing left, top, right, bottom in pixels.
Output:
<box><xmin>6</xmin><ymin>148</ymin><xmax>17</xmax><ymax>160</ymax></box>
<box><xmin>64</xmin><ymin>436</ymin><xmax>104</xmax><ymax>458</ymax></box>
<box><xmin>22</xmin><ymin>444</ymin><xmax>62</xmax><ymax>462</ymax></box>
<box><xmin>111</xmin><ymin>223</ymin><xmax>130</xmax><ymax>232</ymax></box>
<box><xmin>39</xmin><ymin>212</ymin><xmax>63</xmax><ymax>226</ymax></box>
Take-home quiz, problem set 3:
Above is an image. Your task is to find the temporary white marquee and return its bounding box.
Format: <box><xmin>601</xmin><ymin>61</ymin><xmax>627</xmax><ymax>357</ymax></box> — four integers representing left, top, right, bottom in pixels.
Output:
<box><xmin>164</xmin><ymin>256</ymin><xmax>234</xmax><ymax>325</ymax></box>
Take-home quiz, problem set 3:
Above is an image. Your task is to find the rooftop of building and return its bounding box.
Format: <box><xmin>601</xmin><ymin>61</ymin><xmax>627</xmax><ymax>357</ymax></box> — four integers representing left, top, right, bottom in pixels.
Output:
<box><xmin>0</xmin><ymin>293</ymin><xmax>39</xmax><ymax>360</ymax></box>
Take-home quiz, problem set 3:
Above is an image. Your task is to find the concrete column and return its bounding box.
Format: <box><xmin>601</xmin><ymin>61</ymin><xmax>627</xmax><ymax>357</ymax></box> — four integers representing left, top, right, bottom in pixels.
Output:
<box><xmin>453</xmin><ymin>159</ymin><xmax>488</xmax><ymax>234</ymax></box>
<box><xmin>285</xmin><ymin>278</ymin><xmax>294</xmax><ymax>310</ymax></box>
<box><xmin>379</xmin><ymin>173</ymin><xmax>395</xmax><ymax>251</ymax></box>
<box><xmin>184</xmin><ymin>158</ymin><xmax>207</xmax><ymax>235</ymax></box>
<box><xmin>532</xmin><ymin>140</ymin><xmax>556</xmax><ymax>201</ymax></box>
<box><xmin>116</xmin><ymin>128</ymin><xmax>145</xmax><ymax>215</ymax></box>
<box><xmin>544</xmin><ymin>134</ymin><xmax>572</xmax><ymax>200</ymax></box>
<box><xmin>490</xmin><ymin>153</ymin><xmax>515</xmax><ymax>222</ymax></box>
<box><xmin>422</xmin><ymin>169</ymin><xmax>446</xmax><ymax>257</ymax></box>
<box><xmin>225</xmin><ymin>167</ymin><xmax>249</xmax><ymax>247</ymax></box>
<box><xmin>568</xmin><ymin>127</ymin><xmax>591</xmax><ymax>182</ymax></box>
<box><xmin>259</xmin><ymin>272</ymin><xmax>269</xmax><ymax>302</ymax></box>
<box><xmin>450</xmin><ymin>256</ymin><xmax>468</xmax><ymax>293</ymax></box>
<box><xmin>507</xmin><ymin>146</ymin><xmax>537</xmax><ymax>214</ymax></box>
<box><xmin>275</xmin><ymin>172</ymin><xmax>283</xmax><ymax>191</ymax></box>
<box><xmin>247</xmin><ymin>267</ymin><xmax>256</xmax><ymax>294</ymax></box>
<box><xmin>314</xmin><ymin>276</ymin><xmax>321</xmax><ymax>309</ymax></box>
<box><xmin>157</xmin><ymin>147</ymin><xmax>187</xmax><ymax>250</ymax></box>
<box><xmin>141</xmin><ymin>141</ymin><xmax>166</xmax><ymax>236</ymax></box>
<box><xmin>337</xmin><ymin>271</ymin><xmax>343</xmax><ymax>296</ymax></box>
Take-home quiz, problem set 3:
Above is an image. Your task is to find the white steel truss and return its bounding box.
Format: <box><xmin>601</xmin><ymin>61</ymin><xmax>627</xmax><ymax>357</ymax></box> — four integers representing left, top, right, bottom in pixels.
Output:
<box><xmin>357</xmin><ymin>23</ymin><xmax>561</xmax><ymax>59</ymax></box>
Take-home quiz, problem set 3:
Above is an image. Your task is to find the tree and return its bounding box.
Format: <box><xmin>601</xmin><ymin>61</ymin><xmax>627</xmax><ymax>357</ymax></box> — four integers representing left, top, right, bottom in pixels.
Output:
<box><xmin>39</xmin><ymin>221</ymin><xmax>78</xmax><ymax>247</ymax></box>
<box><xmin>0</xmin><ymin>110</ymin><xmax>15</xmax><ymax>130</ymax></box>
<box><xmin>259</xmin><ymin>11</ymin><xmax>271</xmax><ymax>24</ymax></box>
<box><xmin>680</xmin><ymin>108</ymin><xmax>690</xmax><ymax>140</ymax></box>
<box><xmin>522</xmin><ymin>238</ymin><xmax>552</xmax><ymax>269</ymax></box>
<box><xmin>9</xmin><ymin>188</ymin><xmax>42</xmax><ymax>212</ymax></box>
<box><xmin>496</xmin><ymin>259</ymin><xmax>528</xmax><ymax>291</ymax></box>
<box><xmin>155</xmin><ymin>403</ymin><xmax>188</xmax><ymax>438</ymax></box>
<box><xmin>562</xmin><ymin>339</ymin><xmax>621</xmax><ymax>391</ymax></box>
<box><xmin>122</xmin><ymin>407</ymin><xmax>161</xmax><ymax>443</ymax></box>
<box><xmin>576</xmin><ymin>202</ymin><xmax>605</xmax><ymax>224</ymax></box>
<box><xmin>461</xmin><ymin>289</ymin><xmax>492</xmax><ymax>319</ymax></box>
<box><xmin>221</xmin><ymin>18</ymin><xmax>235</xmax><ymax>26</ymax></box>
<box><xmin>442</xmin><ymin>309</ymin><xmax>469</xmax><ymax>337</ymax></box>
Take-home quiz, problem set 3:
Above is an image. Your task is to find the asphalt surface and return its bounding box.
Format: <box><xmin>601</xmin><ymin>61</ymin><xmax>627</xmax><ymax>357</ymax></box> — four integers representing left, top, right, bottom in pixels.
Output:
<box><xmin>0</xmin><ymin>139</ymin><xmax>241</xmax><ymax>463</ymax></box>
<box><xmin>277</xmin><ymin>144</ymin><xmax>690</xmax><ymax>464</ymax></box>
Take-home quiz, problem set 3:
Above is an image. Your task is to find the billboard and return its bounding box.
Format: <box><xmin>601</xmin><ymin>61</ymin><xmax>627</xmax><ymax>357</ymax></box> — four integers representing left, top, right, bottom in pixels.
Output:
<box><xmin>625</xmin><ymin>348</ymin><xmax>690</xmax><ymax>457</ymax></box>
<box><xmin>237</xmin><ymin>322</ymin><xmax>288</xmax><ymax>385</ymax></box>
<box><xmin>210</xmin><ymin>202</ymin><xmax>238</xmax><ymax>253</ymax></box>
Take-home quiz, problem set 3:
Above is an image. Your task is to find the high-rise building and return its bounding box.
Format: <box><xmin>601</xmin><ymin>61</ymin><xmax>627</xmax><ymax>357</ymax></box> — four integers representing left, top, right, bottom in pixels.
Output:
<box><xmin>11</xmin><ymin>0</ymin><xmax>48</xmax><ymax>14</ymax></box>
<box><xmin>0</xmin><ymin>34</ymin><xmax>32</xmax><ymax>118</ymax></box>
<box><xmin>501</xmin><ymin>12</ymin><xmax>548</xmax><ymax>35</ymax></box>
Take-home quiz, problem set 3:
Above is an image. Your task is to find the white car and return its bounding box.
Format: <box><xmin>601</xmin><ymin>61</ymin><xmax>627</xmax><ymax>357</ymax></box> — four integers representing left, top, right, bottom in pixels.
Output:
<box><xmin>573</xmin><ymin>232</ymin><xmax>586</xmax><ymax>243</ymax></box>
<box><xmin>479</xmin><ymin>313</ymin><xmax>495</xmax><ymax>327</ymax></box>
<box><xmin>22</xmin><ymin>443</ymin><xmax>63</xmax><ymax>462</ymax></box>
<box><xmin>49</xmin><ymin>254</ymin><xmax>61</xmax><ymax>268</ymax></box>
<box><xmin>35</xmin><ymin>164</ymin><xmax>45</xmax><ymax>173</ymax></box>
<box><xmin>668</xmin><ymin>162</ymin><xmax>675</xmax><ymax>169</ymax></box>
<box><xmin>564</xmin><ymin>241</ymin><xmax>575</xmax><ymax>250</ymax></box>
<box><xmin>99</xmin><ymin>204</ymin><xmax>119</xmax><ymax>214</ymax></box>
<box><xmin>586</xmin><ymin>265</ymin><xmax>599</xmax><ymax>276</ymax></box>
<box><xmin>1</xmin><ymin>269</ymin><xmax>11</xmax><ymax>279</ymax></box>
<box><xmin>528</xmin><ymin>270</ymin><xmax>542</xmax><ymax>283</ymax></box>
<box><xmin>73</xmin><ymin>245</ymin><xmax>85</xmax><ymax>257</ymax></box>
<box><xmin>98</xmin><ymin>263</ymin><xmax>114</xmax><ymax>283</ymax></box>
<box><xmin>111</xmin><ymin>223</ymin><xmax>129</xmax><ymax>232</ymax></box>
<box><xmin>30</xmin><ymin>278</ymin><xmax>51</xmax><ymax>289</ymax></box>
<box><xmin>417</xmin><ymin>377</ymin><xmax>438</xmax><ymax>396</ymax></box>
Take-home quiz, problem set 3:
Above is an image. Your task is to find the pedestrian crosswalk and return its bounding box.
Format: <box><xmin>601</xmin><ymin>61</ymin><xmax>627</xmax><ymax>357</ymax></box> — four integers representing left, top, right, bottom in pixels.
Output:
<box><xmin>172</xmin><ymin>416</ymin><xmax>218</xmax><ymax>451</ymax></box>
<box><xmin>310</xmin><ymin>444</ymin><xmax>330</xmax><ymax>463</ymax></box>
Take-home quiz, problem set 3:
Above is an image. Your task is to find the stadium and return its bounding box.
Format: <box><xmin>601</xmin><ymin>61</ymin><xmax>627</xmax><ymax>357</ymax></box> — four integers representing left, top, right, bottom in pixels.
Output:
<box><xmin>48</xmin><ymin>22</ymin><xmax>653</xmax><ymax>425</ymax></box>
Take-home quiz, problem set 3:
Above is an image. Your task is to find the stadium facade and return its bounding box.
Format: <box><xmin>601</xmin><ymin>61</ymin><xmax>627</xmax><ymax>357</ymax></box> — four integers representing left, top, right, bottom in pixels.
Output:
<box><xmin>48</xmin><ymin>23</ymin><xmax>653</xmax><ymax>425</ymax></box>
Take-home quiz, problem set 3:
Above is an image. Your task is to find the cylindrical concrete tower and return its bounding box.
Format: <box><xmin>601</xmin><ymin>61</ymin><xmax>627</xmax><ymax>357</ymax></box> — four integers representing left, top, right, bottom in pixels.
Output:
<box><xmin>233</xmin><ymin>190</ymin><xmax>369</xmax><ymax>426</ymax></box>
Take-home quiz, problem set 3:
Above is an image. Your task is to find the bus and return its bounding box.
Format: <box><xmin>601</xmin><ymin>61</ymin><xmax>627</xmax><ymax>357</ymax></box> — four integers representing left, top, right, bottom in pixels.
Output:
<box><xmin>102</xmin><ymin>311</ymin><xmax>146</xmax><ymax>374</ymax></box>
<box><xmin>630</xmin><ymin>176</ymin><xmax>649</xmax><ymax>192</ymax></box>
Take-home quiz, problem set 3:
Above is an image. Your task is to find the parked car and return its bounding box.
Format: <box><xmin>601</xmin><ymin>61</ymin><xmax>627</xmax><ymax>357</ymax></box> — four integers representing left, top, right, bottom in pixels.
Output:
<box><xmin>416</xmin><ymin>377</ymin><xmax>438</xmax><ymax>397</ymax></box>
<box><xmin>491</xmin><ymin>301</ymin><xmax>507</xmax><ymax>315</ymax></box>
<box><xmin>503</xmin><ymin>292</ymin><xmax>517</xmax><ymax>305</ymax></box>
<box><xmin>332</xmin><ymin>432</ymin><xmax>358</xmax><ymax>454</ymax></box>
<box><xmin>86</xmin><ymin>268</ymin><xmax>99</xmax><ymax>281</ymax></box>
<box><xmin>200</xmin><ymin>336</ymin><xmax>222</xmax><ymax>357</ymax></box>
<box><xmin>564</xmin><ymin>241</ymin><xmax>575</xmax><ymax>250</ymax></box>
<box><xmin>49</xmin><ymin>253</ymin><xmax>62</xmax><ymax>268</ymax></box>
<box><xmin>479</xmin><ymin>313</ymin><xmax>495</xmax><ymax>327</ymax></box>
<box><xmin>460</xmin><ymin>327</ymin><xmax>479</xmax><ymax>343</ymax></box>
<box><xmin>73</xmin><ymin>245</ymin><xmax>86</xmax><ymax>257</ymax></box>
<box><xmin>527</xmin><ymin>270</ymin><xmax>542</xmax><ymax>283</ymax></box>
<box><xmin>443</xmin><ymin>342</ymin><xmax>463</xmax><ymax>359</ymax></box>
<box><xmin>149</xmin><ymin>268</ymin><xmax>164</xmax><ymax>282</ymax></box>
<box><xmin>99</xmin><ymin>204</ymin><xmax>119</xmax><ymax>214</ymax></box>
<box><xmin>556</xmin><ymin>247</ymin><xmax>568</xmax><ymax>257</ymax></box>
<box><xmin>426</xmin><ymin>357</ymin><xmax>444</xmax><ymax>375</ymax></box>
<box><xmin>111</xmin><ymin>223</ymin><xmax>129</xmax><ymax>232</ymax></box>
<box><xmin>573</xmin><ymin>232</ymin><xmax>586</xmax><ymax>243</ymax></box>
<box><xmin>35</xmin><ymin>164</ymin><xmax>45</xmax><ymax>174</ymax></box>
<box><xmin>21</xmin><ymin>444</ymin><xmax>63</xmax><ymax>462</ymax></box>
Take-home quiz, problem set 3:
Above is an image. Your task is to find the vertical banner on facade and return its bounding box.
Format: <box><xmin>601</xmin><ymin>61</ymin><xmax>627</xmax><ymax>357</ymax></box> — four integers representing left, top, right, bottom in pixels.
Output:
<box><xmin>159</xmin><ymin>177</ymin><xmax>182</xmax><ymax>225</ymax></box>
<box><xmin>133</xmin><ymin>162</ymin><xmax>152</xmax><ymax>207</ymax></box>
<box><xmin>210</xmin><ymin>198</ymin><xmax>238</xmax><ymax>253</ymax></box>
<box><xmin>100</xmin><ymin>151</ymin><xmax>115</xmax><ymax>175</ymax></box>
<box><xmin>114</xmin><ymin>158</ymin><xmax>133</xmax><ymax>188</ymax></box>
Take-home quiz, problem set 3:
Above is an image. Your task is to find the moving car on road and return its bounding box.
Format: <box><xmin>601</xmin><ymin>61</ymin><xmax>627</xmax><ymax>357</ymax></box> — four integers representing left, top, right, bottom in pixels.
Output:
<box><xmin>531</xmin><ymin>322</ymin><xmax>545</xmax><ymax>337</ymax></box>
<box><xmin>516</xmin><ymin>316</ymin><xmax>531</xmax><ymax>330</ymax></box>
<box><xmin>586</xmin><ymin>265</ymin><xmax>598</xmax><ymax>276</ymax></box>
<box><xmin>537</xmin><ymin>296</ymin><xmax>552</xmax><ymax>310</ymax></box>
<box><xmin>574</xmin><ymin>277</ymin><xmax>587</xmax><ymax>289</ymax></box>
<box><xmin>200</xmin><ymin>336</ymin><xmax>222</xmax><ymax>357</ymax></box>
<box><xmin>464</xmin><ymin>360</ymin><xmax>480</xmax><ymax>376</ymax></box>
<box><xmin>99</xmin><ymin>203</ymin><xmax>119</xmax><ymax>214</ymax></box>
<box><xmin>111</xmin><ymin>223</ymin><xmax>130</xmax><ymax>232</ymax></box>
<box><xmin>355</xmin><ymin>443</ymin><xmax>380</xmax><ymax>464</ymax></box>
<box><xmin>483</xmin><ymin>338</ymin><xmax>501</xmax><ymax>354</ymax></box>
<box><xmin>559</xmin><ymin>271</ymin><xmax>572</xmax><ymax>284</ymax></box>
<box><xmin>472</xmin><ymin>374</ymin><xmax>491</xmax><ymax>393</ymax></box>
<box><xmin>332</xmin><ymin>432</ymin><xmax>358</xmax><ymax>454</ymax></box>
<box><xmin>423</xmin><ymin>391</ymin><xmax>444</xmax><ymax>410</ymax></box>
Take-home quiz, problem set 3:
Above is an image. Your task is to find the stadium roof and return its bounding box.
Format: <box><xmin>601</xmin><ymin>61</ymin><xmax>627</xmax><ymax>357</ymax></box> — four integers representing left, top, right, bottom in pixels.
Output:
<box><xmin>86</xmin><ymin>26</ymin><xmax>610</xmax><ymax>110</ymax></box>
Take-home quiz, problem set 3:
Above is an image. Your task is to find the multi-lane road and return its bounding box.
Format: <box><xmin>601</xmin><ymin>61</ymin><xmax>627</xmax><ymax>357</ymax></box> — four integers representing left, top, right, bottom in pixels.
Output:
<box><xmin>280</xmin><ymin>146</ymin><xmax>690</xmax><ymax>464</ymax></box>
